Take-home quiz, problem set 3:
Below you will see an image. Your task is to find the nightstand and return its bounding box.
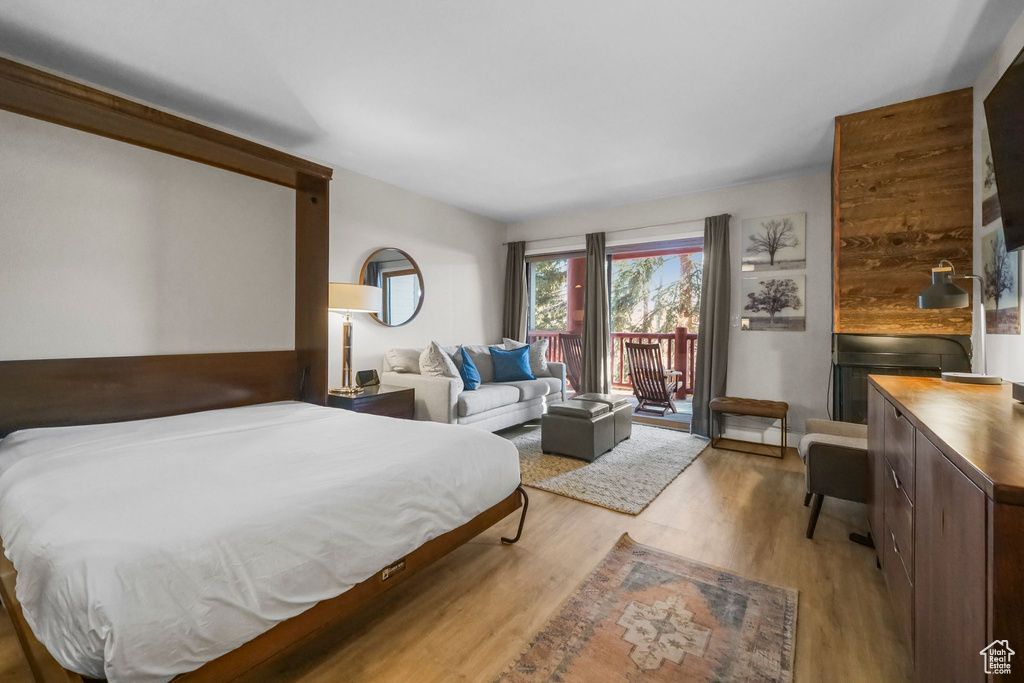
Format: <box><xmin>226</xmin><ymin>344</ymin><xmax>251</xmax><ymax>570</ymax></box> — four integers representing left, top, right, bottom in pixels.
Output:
<box><xmin>327</xmin><ymin>384</ymin><xmax>415</xmax><ymax>419</ymax></box>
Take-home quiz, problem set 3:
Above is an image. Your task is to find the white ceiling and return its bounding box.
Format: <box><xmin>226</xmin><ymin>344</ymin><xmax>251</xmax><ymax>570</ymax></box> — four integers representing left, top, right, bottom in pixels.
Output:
<box><xmin>0</xmin><ymin>0</ymin><xmax>1019</xmax><ymax>222</ymax></box>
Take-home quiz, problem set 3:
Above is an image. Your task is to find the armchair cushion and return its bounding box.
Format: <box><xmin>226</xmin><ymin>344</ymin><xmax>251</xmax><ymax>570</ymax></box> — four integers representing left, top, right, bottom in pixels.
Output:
<box><xmin>805</xmin><ymin>418</ymin><xmax>867</xmax><ymax>440</ymax></box>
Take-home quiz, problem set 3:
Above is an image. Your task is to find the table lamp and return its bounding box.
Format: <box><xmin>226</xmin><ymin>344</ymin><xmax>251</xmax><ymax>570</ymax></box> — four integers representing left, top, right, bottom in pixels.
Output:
<box><xmin>917</xmin><ymin>260</ymin><xmax>1000</xmax><ymax>384</ymax></box>
<box><xmin>328</xmin><ymin>283</ymin><xmax>382</xmax><ymax>395</ymax></box>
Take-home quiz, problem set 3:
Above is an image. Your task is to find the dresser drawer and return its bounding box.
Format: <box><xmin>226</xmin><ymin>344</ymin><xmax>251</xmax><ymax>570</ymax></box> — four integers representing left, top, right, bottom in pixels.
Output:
<box><xmin>883</xmin><ymin>399</ymin><xmax>916</xmax><ymax>501</ymax></box>
<box><xmin>883</xmin><ymin>458</ymin><xmax>914</xmax><ymax>576</ymax></box>
<box><xmin>882</xmin><ymin>520</ymin><xmax>914</xmax><ymax>649</ymax></box>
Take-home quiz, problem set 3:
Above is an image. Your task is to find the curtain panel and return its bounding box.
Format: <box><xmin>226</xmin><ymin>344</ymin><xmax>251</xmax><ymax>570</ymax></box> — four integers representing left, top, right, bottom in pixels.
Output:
<box><xmin>581</xmin><ymin>232</ymin><xmax>611</xmax><ymax>394</ymax></box>
<box><xmin>502</xmin><ymin>241</ymin><xmax>528</xmax><ymax>342</ymax></box>
<box><xmin>690</xmin><ymin>214</ymin><xmax>731</xmax><ymax>437</ymax></box>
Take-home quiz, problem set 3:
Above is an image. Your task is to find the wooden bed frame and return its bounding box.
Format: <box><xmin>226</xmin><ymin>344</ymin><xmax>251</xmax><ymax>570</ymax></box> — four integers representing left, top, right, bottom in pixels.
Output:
<box><xmin>0</xmin><ymin>56</ymin><xmax>527</xmax><ymax>681</ymax></box>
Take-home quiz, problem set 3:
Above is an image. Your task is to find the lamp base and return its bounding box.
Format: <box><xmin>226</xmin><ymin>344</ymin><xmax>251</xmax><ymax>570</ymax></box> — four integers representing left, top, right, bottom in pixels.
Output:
<box><xmin>329</xmin><ymin>387</ymin><xmax>364</xmax><ymax>397</ymax></box>
<box><xmin>941</xmin><ymin>372</ymin><xmax>1001</xmax><ymax>385</ymax></box>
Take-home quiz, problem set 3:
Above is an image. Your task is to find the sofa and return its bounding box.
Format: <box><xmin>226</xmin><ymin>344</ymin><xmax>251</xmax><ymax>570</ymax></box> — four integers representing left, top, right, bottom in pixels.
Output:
<box><xmin>381</xmin><ymin>344</ymin><xmax>566</xmax><ymax>432</ymax></box>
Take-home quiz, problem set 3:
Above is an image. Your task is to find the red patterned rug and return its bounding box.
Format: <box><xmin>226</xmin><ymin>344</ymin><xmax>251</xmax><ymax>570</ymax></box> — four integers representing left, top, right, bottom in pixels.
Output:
<box><xmin>497</xmin><ymin>534</ymin><xmax>797</xmax><ymax>682</ymax></box>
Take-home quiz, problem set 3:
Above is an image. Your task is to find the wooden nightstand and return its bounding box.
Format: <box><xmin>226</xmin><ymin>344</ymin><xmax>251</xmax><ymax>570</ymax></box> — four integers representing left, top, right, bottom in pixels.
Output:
<box><xmin>327</xmin><ymin>384</ymin><xmax>415</xmax><ymax>419</ymax></box>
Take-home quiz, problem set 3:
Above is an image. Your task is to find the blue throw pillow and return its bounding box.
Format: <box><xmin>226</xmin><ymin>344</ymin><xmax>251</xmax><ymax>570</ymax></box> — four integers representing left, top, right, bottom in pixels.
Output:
<box><xmin>490</xmin><ymin>345</ymin><xmax>534</xmax><ymax>382</ymax></box>
<box><xmin>458</xmin><ymin>347</ymin><xmax>481</xmax><ymax>390</ymax></box>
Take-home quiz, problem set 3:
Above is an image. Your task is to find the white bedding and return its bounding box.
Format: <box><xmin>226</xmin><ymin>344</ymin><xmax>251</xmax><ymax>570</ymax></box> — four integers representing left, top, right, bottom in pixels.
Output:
<box><xmin>0</xmin><ymin>401</ymin><xmax>520</xmax><ymax>682</ymax></box>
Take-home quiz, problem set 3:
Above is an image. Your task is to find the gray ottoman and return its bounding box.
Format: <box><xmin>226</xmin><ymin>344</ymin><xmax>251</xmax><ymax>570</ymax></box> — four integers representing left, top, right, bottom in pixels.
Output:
<box><xmin>575</xmin><ymin>393</ymin><xmax>632</xmax><ymax>444</ymax></box>
<box><xmin>541</xmin><ymin>399</ymin><xmax>614</xmax><ymax>462</ymax></box>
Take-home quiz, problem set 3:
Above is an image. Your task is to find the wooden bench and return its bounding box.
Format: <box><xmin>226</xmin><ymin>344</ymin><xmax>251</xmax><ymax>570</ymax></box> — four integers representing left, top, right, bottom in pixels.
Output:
<box><xmin>708</xmin><ymin>396</ymin><xmax>789</xmax><ymax>458</ymax></box>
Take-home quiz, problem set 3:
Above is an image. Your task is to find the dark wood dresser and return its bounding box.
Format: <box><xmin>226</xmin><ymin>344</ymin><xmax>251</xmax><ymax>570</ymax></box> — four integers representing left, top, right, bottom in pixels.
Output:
<box><xmin>868</xmin><ymin>376</ymin><xmax>1024</xmax><ymax>682</ymax></box>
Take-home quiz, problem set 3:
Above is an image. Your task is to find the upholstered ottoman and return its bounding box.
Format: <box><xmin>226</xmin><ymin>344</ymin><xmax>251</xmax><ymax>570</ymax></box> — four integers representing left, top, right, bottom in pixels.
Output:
<box><xmin>541</xmin><ymin>399</ymin><xmax>614</xmax><ymax>462</ymax></box>
<box><xmin>574</xmin><ymin>393</ymin><xmax>632</xmax><ymax>445</ymax></box>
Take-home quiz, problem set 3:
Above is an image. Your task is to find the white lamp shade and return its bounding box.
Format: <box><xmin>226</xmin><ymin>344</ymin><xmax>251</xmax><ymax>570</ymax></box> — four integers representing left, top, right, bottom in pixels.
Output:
<box><xmin>328</xmin><ymin>283</ymin><xmax>381</xmax><ymax>313</ymax></box>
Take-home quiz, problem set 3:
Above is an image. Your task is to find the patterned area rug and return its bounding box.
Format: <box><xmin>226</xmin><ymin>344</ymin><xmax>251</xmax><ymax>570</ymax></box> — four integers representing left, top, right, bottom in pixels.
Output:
<box><xmin>502</xmin><ymin>423</ymin><xmax>708</xmax><ymax>515</ymax></box>
<box><xmin>496</xmin><ymin>534</ymin><xmax>798</xmax><ymax>683</ymax></box>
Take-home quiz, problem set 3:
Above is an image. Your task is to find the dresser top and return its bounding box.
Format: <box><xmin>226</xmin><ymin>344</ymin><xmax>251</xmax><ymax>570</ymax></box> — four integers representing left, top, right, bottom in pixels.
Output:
<box><xmin>870</xmin><ymin>376</ymin><xmax>1024</xmax><ymax>505</ymax></box>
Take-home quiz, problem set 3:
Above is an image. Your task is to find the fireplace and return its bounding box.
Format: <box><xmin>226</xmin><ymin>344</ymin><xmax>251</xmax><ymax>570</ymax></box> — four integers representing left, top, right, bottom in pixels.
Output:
<box><xmin>831</xmin><ymin>334</ymin><xmax>971</xmax><ymax>423</ymax></box>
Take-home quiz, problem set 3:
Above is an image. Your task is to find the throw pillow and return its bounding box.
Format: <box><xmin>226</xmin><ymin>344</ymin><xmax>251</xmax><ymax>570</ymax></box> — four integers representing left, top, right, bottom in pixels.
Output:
<box><xmin>503</xmin><ymin>337</ymin><xmax>551</xmax><ymax>377</ymax></box>
<box><xmin>458</xmin><ymin>346</ymin><xmax>481</xmax><ymax>391</ymax></box>
<box><xmin>490</xmin><ymin>345</ymin><xmax>534</xmax><ymax>382</ymax></box>
<box><xmin>385</xmin><ymin>348</ymin><xmax>422</xmax><ymax>374</ymax></box>
<box><xmin>420</xmin><ymin>342</ymin><xmax>464</xmax><ymax>392</ymax></box>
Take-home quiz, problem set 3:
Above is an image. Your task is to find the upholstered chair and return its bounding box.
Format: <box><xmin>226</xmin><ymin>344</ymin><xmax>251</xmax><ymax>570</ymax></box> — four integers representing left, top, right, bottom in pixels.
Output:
<box><xmin>798</xmin><ymin>418</ymin><xmax>869</xmax><ymax>540</ymax></box>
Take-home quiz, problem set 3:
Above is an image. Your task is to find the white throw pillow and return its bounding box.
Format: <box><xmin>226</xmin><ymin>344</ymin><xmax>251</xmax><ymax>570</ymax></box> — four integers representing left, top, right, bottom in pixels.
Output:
<box><xmin>503</xmin><ymin>337</ymin><xmax>551</xmax><ymax>377</ymax></box>
<box><xmin>420</xmin><ymin>341</ymin><xmax>464</xmax><ymax>391</ymax></box>
<box><xmin>385</xmin><ymin>348</ymin><xmax>422</xmax><ymax>373</ymax></box>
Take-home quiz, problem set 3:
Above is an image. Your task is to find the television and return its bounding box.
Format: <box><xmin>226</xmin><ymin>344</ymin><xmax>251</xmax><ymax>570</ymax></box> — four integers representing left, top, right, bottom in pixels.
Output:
<box><xmin>985</xmin><ymin>44</ymin><xmax>1024</xmax><ymax>252</ymax></box>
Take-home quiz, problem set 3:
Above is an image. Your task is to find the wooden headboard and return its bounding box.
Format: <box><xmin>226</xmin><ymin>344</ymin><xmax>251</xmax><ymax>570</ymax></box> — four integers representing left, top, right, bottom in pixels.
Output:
<box><xmin>0</xmin><ymin>57</ymin><xmax>332</xmax><ymax>435</ymax></box>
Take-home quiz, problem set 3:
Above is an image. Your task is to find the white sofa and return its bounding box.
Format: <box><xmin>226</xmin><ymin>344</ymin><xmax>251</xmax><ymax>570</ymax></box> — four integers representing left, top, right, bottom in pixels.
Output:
<box><xmin>381</xmin><ymin>344</ymin><xmax>566</xmax><ymax>432</ymax></box>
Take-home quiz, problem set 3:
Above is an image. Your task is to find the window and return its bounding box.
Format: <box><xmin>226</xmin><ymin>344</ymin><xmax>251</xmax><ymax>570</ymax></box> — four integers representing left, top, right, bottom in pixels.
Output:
<box><xmin>610</xmin><ymin>251</ymin><xmax>703</xmax><ymax>334</ymax></box>
<box><xmin>528</xmin><ymin>257</ymin><xmax>569</xmax><ymax>331</ymax></box>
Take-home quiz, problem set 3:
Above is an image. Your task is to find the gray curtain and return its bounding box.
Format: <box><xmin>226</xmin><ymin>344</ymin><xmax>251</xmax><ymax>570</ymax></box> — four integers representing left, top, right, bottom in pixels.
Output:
<box><xmin>581</xmin><ymin>232</ymin><xmax>611</xmax><ymax>394</ymax></box>
<box><xmin>691</xmin><ymin>214</ymin><xmax>731</xmax><ymax>437</ymax></box>
<box><xmin>502</xmin><ymin>241</ymin><xmax>527</xmax><ymax>342</ymax></box>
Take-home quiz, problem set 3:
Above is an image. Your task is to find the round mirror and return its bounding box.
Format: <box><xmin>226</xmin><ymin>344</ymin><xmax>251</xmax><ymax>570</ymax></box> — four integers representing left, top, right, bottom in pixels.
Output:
<box><xmin>359</xmin><ymin>248</ymin><xmax>424</xmax><ymax>327</ymax></box>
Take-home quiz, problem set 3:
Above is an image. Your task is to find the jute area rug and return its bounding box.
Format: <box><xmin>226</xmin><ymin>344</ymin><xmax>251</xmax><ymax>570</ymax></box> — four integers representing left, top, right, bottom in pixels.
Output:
<box><xmin>496</xmin><ymin>534</ymin><xmax>798</xmax><ymax>682</ymax></box>
<box><xmin>502</xmin><ymin>423</ymin><xmax>708</xmax><ymax>515</ymax></box>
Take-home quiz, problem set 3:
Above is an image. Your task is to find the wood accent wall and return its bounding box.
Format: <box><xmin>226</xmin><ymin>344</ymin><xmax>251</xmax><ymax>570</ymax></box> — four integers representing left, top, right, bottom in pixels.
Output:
<box><xmin>833</xmin><ymin>89</ymin><xmax>973</xmax><ymax>334</ymax></box>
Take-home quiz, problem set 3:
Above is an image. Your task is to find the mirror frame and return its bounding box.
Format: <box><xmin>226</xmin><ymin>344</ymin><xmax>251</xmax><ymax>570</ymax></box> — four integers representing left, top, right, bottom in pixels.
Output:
<box><xmin>359</xmin><ymin>247</ymin><xmax>425</xmax><ymax>327</ymax></box>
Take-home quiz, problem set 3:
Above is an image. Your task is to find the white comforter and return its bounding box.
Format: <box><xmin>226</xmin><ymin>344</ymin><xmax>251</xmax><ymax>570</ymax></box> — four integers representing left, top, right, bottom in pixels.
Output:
<box><xmin>0</xmin><ymin>401</ymin><xmax>520</xmax><ymax>682</ymax></box>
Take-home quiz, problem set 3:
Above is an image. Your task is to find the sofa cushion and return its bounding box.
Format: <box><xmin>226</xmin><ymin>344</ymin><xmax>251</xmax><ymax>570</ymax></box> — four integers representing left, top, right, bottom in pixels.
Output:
<box><xmin>502</xmin><ymin>378</ymin><xmax>560</xmax><ymax>402</ymax></box>
<box><xmin>458</xmin><ymin>384</ymin><xmax>520</xmax><ymax>417</ymax></box>
<box><xmin>385</xmin><ymin>348</ymin><xmax>422</xmax><ymax>373</ymax></box>
<box><xmin>453</xmin><ymin>344</ymin><xmax>498</xmax><ymax>384</ymax></box>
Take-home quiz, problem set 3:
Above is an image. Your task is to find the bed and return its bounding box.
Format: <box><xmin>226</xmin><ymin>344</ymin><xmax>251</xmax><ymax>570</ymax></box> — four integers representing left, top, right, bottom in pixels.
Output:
<box><xmin>0</xmin><ymin>57</ymin><xmax>527</xmax><ymax>682</ymax></box>
<box><xmin>0</xmin><ymin>402</ymin><xmax>524</xmax><ymax>681</ymax></box>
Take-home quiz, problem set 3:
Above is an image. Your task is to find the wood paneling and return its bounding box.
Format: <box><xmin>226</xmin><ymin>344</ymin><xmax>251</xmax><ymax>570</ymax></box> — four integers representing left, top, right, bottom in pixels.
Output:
<box><xmin>833</xmin><ymin>89</ymin><xmax>973</xmax><ymax>334</ymax></box>
<box><xmin>0</xmin><ymin>57</ymin><xmax>331</xmax><ymax>188</ymax></box>
<box><xmin>0</xmin><ymin>351</ymin><xmax>300</xmax><ymax>436</ymax></box>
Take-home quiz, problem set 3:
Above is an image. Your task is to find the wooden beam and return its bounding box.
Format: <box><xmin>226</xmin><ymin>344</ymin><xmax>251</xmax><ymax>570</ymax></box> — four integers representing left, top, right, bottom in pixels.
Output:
<box><xmin>295</xmin><ymin>173</ymin><xmax>330</xmax><ymax>404</ymax></box>
<box><xmin>0</xmin><ymin>56</ymin><xmax>332</xmax><ymax>188</ymax></box>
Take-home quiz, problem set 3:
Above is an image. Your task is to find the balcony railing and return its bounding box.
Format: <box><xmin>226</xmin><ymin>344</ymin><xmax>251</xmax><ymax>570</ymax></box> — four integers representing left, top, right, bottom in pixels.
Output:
<box><xmin>527</xmin><ymin>327</ymin><xmax>697</xmax><ymax>399</ymax></box>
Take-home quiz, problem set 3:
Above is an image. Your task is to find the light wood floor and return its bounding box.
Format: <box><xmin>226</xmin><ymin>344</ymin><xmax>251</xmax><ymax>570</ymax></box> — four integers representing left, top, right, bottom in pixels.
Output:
<box><xmin>0</xmin><ymin>445</ymin><xmax>912</xmax><ymax>682</ymax></box>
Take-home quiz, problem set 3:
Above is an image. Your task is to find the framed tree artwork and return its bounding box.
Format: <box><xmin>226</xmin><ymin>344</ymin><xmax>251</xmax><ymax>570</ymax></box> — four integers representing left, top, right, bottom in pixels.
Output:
<box><xmin>982</xmin><ymin>228</ymin><xmax>1020</xmax><ymax>334</ymax></box>
<box><xmin>741</xmin><ymin>212</ymin><xmax>806</xmax><ymax>271</ymax></box>
<box><xmin>741</xmin><ymin>275</ymin><xmax>806</xmax><ymax>331</ymax></box>
<box><xmin>982</xmin><ymin>128</ymin><xmax>1002</xmax><ymax>228</ymax></box>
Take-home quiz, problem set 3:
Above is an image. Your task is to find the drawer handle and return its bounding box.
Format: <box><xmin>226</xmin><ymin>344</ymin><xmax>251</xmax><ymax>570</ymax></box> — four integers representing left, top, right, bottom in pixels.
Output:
<box><xmin>891</xmin><ymin>469</ymin><xmax>900</xmax><ymax>490</ymax></box>
<box><xmin>891</xmin><ymin>532</ymin><xmax>899</xmax><ymax>556</ymax></box>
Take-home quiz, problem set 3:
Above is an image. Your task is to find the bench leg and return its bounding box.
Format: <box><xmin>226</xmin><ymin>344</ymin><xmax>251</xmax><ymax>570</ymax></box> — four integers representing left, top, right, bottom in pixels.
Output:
<box><xmin>781</xmin><ymin>415</ymin><xmax>787</xmax><ymax>458</ymax></box>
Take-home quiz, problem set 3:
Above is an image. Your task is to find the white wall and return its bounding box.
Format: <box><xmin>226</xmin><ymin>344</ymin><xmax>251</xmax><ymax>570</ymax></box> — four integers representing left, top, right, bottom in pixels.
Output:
<box><xmin>508</xmin><ymin>172</ymin><xmax>833</xmax><ymax>438</ymax></box>
<box><xmin>974</xmin><ymin>8</ymin><xmax>1024</xmax><ymax>383</ymax></box>
<box><xmin>327</xmin><ymin>167</ymin><xmax>505</xmax><ymax>382</ymax></box>
<box><xmin>0</xmin><ymin>109</ymin><xmax>295</xmax><ymax>360</ymax></box>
